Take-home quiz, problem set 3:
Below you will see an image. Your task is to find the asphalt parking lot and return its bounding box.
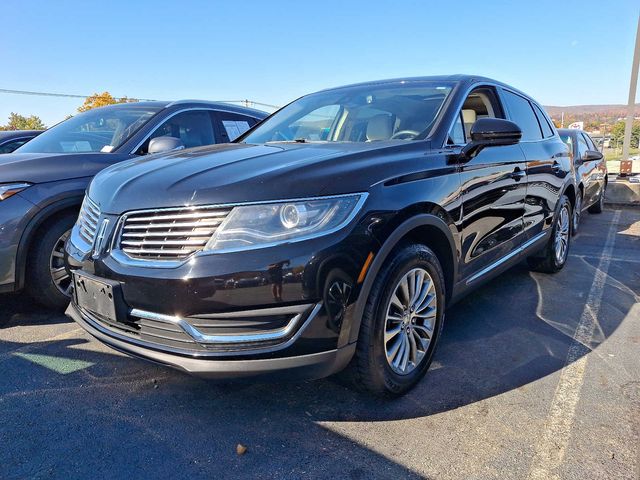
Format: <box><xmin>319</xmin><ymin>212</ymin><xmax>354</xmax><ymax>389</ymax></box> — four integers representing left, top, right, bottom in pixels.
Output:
<box><xmin>1</xmin><ymin>208</ymin><xmax>638</xmax><ymax>480</ymax></box>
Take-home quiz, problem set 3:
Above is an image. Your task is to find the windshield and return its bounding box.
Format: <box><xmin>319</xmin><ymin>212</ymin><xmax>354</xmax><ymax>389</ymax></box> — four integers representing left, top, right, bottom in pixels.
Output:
<box><xmin>559</xmin><ymin>134</ymin><xmax>571</xmax><ymax>145</ymax></box>
<box><xmin>241</xmin><ymin>81</ymin><xmax>454</xmax><ymax>144</ymax></box>
<box><xmin>17</xmin><ymin>105</ymin><xmax>161</xmax><ymax>153</ymax></box>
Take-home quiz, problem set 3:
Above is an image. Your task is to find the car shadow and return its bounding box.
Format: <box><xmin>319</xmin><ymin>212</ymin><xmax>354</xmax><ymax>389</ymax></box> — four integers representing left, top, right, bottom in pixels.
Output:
<box><xmin>0</xmin><ymin>292</ymin><xmax>72</xmax><ymax>327</ymax></box>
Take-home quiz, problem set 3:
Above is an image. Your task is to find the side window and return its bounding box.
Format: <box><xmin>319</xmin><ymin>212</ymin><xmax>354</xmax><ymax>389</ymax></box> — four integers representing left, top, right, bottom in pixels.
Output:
<box><xmin>448</xmin><ymin>87</ymin><xmax>504</xmax><ymax>144</ymax></box>
<box><xmin>216</xmin><ymin>112</ymin><xmax>257</xmax><ymax>142</ymax></box>
<box><xmin>582</xmin><ymin>133</ymin><xmax>597</xmax><ymax>151</ymax></box>
<box><xmin>448</xmin><ymin>113</ymin><xmax>465</xmax><ymax>145</ymax></box>
<box><xmin>577</xmin><ymin>133</ymin><xmax>589</xmax><ymax>160</ymax></box>
<box><xmin>136</xmin><ymin>110</ymin><xmax>215</xmax><ymax>154</ymax></box>
<box><xmin>0</xmin><ymin>139</ymin><xmax>28</xmax><ymax>153</ymax></box>
<box><xmin>532</xmin><ymin>104</ymin><xmax>554</xmax><ymax>138</ymax></box>
<box><xmin>502</xmin><ymin>90</ymin><xmax>543</xmax><ymax>141</ymax></box>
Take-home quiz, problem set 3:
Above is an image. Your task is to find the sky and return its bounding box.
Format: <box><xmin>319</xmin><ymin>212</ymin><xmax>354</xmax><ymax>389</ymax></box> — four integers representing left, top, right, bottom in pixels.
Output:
<box><xmin>1</xmin><ymin>0</ymin><xmax>638</xmax><ymax>127</ymax></box>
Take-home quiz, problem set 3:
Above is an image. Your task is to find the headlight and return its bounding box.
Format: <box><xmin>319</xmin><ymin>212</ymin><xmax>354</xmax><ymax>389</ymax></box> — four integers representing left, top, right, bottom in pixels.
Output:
<box><xmin>204</xmin><ymin>193</ymin><xmax>367</xmax><ymax>252</ymax></box>
<box><xmin>0</xmin><ymin>183</ymin><xmax>31</xmax><ymax>201</ymax></box>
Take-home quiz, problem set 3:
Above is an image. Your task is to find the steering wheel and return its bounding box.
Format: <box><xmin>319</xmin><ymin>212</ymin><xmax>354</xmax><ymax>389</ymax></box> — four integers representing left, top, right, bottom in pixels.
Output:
<box><xmin>390</xmin><ymin>130</ymin><xmax>420</xmax><ymax>140</ymax></box>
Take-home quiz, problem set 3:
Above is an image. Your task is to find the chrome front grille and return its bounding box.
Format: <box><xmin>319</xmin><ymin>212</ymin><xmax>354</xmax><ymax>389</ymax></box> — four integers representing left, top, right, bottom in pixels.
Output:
<box><xmin>118</xmin><ymin>206</ymin><xmax>232</xmax><ymax>261</ymax></box>
<box><xmin>78</xmin><ymin>197</ymin><xmax>101</xmax><ymax>245</ymax></box>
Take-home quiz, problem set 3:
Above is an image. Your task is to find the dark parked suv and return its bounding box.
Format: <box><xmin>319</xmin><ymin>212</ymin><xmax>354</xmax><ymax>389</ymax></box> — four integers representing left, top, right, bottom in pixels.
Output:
<box><xmin>0</xmin><ymin>130</ymin><xmax>43</xmax><ymax>153</ymax></box>
<box><xmin>0</xmin><ymin>101</ymin><xmax>266</xmax><ymax>308</ymax></box>
<box><xmin>558</xmin><ymin>128</ymin><xmax>607</xmax><ymax>233</ymax></box>
<box><xmin>66</xmin><ymin>76</ymin><xmax>574</xmax><ymax>396</ymax></box>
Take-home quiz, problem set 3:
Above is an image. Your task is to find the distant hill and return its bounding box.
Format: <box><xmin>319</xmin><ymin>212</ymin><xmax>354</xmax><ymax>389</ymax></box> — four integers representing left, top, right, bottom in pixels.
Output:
<box><xmin>542</xmin><ymin>104</ymin><xmax>639</xmax><ymax>129</ymax></box>
<box><xmin>544</xmin><ymin>104</ymin><xmax>639</xmax><ymax>116</ymax></box>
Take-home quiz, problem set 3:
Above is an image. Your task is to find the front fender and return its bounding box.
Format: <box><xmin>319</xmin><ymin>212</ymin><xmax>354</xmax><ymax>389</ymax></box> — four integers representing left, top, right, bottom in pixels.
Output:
<box><xmin>340</xmin><ymin>214</ymin><xmax>458</xmax><ymax>347</ymax></box>
<box><xmin>14</xmin><ymin>180</ymin><xmax>90</xmax><ymax>290</ymax></box>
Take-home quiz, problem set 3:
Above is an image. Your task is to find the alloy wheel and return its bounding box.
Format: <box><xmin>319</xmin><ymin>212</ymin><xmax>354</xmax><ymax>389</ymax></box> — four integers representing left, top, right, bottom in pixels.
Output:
<box><xmin>554</xmin><ymin>205</ymin><xmax>570</xmax><ymax>264</ymax></box>
<box><xmin>384</xmin><ymin>268</ymin><xmax>437</xmax><ymax>375</ymax></box>
<box><xmin>50</xmin><ymin>230</ymin><xmax>72</xmax><ymax>296</ymax></box>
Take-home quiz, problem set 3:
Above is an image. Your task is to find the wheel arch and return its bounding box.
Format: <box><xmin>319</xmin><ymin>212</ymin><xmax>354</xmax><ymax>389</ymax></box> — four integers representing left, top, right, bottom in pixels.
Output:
<box><xmin>344</xmin><ymin>213</ymin><xmax>458</xmax><ymax>346</ymax></box>
<box><xmin>562</xmin><ymin>183</ymin><xmax>576</xmax><ymax>210</ymax></box>
<box><xmin>15</xmin><ymin>196</ymin><xmax>83</xmax><ymax>290</ymax></box>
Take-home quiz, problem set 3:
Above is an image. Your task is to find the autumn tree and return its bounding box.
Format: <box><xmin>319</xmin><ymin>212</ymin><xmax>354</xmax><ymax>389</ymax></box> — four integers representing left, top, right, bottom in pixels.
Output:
<box><xmin>0</xmin><ymin>112</ymin><xmax>46</xmax><ymax>131</ymax></box>
<box><xmin>77</xmin><ymin>92</ymin><xmax>138</xmax><ymax>112</ymax></box>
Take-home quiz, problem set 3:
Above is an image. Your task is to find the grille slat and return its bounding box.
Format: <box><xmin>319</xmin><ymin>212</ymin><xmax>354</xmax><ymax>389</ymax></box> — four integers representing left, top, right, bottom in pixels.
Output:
<box><xmin>78</xmin><ymin>197</ymin><xmax>101</xmax><ymax>245</ymax></box>
<box><xmin>121</xmin><ymin>239</ymin><xmax>209</xmax><ymax>246</ymax></box>
<box><xmin>123</xmin><ymin>220</ymin><xmax>223</xmax><ymax>230</ymax></box>
<box><xmin>128</xmin><ymin>211</ymin><xmax>228</xmax><ymax>222</ymax></box>
<box><xmin>118</xmin><ymin>207</ymin><xmax>231</xmax><ymax>261</ymax></box>
<box><xmin>122</xmin><ymin>247</ymin><xmax>197</xmax><ymax>255</ymax></box>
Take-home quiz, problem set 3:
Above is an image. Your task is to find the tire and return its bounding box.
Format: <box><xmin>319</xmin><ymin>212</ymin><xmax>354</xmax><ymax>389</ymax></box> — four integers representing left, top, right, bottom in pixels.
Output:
<box><xmin>587</xmin><ymin>184</ymin><xmax>605</xmax><ymax>214</ymax></box>
<box><xmin>527</xmin><ymin>194</ymin><xmax>571</xmax><ymax>274</ymax></box>
<box><xmin>26</xmin><ymin>213</ymin><xmax>76</xmax><ymax>309</ymax></box>
<box><xmin>345</xmin><ymin>243</ymin><xmax>446</xmax><ymax>397</ymax></box>
<box><xmin>572</xmin><ymin>189</ymin><xmax>582</xmax><ymax>236</ymax></box>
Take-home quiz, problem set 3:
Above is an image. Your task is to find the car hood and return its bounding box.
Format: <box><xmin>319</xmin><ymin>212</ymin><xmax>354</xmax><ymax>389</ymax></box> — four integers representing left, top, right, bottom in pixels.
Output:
<box><xmin>89</xmin><ymin>142</ymin><xmax>430</xmax><ymax>214</ymax></box>
<box><xmin>0</xmin><ymin>152</ymin><xmax>132</xmax><ymax>184</ymax></box>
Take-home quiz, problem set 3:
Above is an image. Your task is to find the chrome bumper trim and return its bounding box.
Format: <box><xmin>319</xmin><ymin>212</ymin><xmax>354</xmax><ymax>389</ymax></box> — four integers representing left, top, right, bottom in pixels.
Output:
<box><xmin>72</xmin><ymin>302</ymin><xmax>323</xmax><ymax>357</ymax></box>
<box><xmin>129</xmin><ymin>303</ymin><xmax>320</xmax><ymax>345</ymax></box>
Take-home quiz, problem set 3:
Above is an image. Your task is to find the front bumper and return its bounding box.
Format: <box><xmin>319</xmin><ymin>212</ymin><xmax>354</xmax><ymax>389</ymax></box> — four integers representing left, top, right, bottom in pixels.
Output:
<box><xmin>66</xmin><ymin>301</ymin><xmax>355</xmax><ymax>380</ymax></box>
<box><xmin>65</xmin><ymin>212</ymin><xmax>378</xmax><ymax>379</ymax></box>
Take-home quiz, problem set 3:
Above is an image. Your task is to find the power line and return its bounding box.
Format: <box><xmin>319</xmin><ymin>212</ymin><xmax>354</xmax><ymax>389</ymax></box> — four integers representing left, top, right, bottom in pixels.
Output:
<box><xmin>0</xmin><ymin>88</ymin><xmax>280</xmax><ymax>110</ymax></box>
<box><xmin>0</xmin><ymin>88</ymin><xmax>156</xmax><ymax>102</ymax></box>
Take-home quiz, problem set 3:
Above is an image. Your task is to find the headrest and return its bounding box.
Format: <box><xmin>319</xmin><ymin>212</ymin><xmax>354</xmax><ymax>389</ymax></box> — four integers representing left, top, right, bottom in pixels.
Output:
<box><xmin>366</xmin><ymin>114</ymin><xmax>393</xmax><ymax>141</ymax></box>
<box><xmin>462</xmin><ymin>109</ymin><xmax>477</xmax><ymax>124</ymax></box>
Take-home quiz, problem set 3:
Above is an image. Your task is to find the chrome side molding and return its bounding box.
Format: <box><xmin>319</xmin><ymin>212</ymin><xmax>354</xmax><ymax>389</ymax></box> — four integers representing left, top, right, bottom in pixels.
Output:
<box><xmin>466</xmin><ymin>231</ymin><xmax>548</xmax><ymax>285</ymax></box>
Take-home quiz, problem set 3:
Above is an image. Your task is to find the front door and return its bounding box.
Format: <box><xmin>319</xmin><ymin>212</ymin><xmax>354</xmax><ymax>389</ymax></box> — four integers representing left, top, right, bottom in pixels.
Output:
<box><xmin>449</xmin><ymin>87</ymin><xmax>528</xmax><ymax>281</ymax></box>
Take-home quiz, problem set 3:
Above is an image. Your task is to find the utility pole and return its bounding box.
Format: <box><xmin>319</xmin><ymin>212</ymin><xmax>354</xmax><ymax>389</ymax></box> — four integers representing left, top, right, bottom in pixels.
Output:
<box><xmin>622</xmin><ymin>12</ymin><xmax>640</xmax><ymax>161</ymax></box>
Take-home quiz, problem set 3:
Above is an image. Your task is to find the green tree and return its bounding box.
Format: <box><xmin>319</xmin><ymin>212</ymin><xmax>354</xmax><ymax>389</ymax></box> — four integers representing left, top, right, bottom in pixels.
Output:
<box><xmin>78</xmin><ymin>91</ymin><xmax>138</xmax><ymax>112</ymax></box>
<box><xmin>611</xmin><ymin>120</ymin><xmax>640</xmax><ymax>149</ymax></box>
<box><xmin>0</xmin><ymin>112</ymin><xmax>46</xmax><ymax>131</ymax></box>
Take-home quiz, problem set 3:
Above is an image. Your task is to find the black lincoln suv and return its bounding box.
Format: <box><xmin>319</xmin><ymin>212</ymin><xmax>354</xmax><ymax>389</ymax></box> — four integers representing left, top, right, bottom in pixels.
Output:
<box><xmin>0</xmin><ymin>101</ymin><xmax>266</xmax><ymax>308</ymax></box>
<box><xmin>66</xmin><ymin>75</ymin><xmax>575</xmax><ymax>396</ymax></box>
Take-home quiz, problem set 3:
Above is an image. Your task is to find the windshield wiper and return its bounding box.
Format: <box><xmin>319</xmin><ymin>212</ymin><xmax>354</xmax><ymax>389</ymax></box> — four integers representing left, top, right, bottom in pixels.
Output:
<box><xmin>265</xmin><ymin>138</ymin><xmax>310</xmax><ymax>144</ymax></box>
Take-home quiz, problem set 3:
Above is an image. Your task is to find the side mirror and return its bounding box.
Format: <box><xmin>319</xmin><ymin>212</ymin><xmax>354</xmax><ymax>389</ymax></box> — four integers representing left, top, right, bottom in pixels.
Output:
<box><xmin>461</xmin><ymin>118</ymin><xmax>522</xmax><ymax>159</ymax></box>
<box><xmin>582</xmin><ymin>150</ymin><xmax>603</xmax><ymax>162</ymax></box>
<box><xmin>148</xmin><ymin>136</ymin><xmax>185</xmax><ymax>155</ymax></box>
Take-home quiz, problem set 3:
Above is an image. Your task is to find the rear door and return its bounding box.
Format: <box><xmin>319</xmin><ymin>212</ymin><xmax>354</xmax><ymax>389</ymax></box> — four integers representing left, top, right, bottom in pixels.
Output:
<box><xmin>452</xmin><ymin>86</ymin><xmax>528</xmax><ymax>281</ymax></box>
<box><xmin>501</xmin><ymin>90</ymin><xmax>569</xmax><ymax>240</ymax></box>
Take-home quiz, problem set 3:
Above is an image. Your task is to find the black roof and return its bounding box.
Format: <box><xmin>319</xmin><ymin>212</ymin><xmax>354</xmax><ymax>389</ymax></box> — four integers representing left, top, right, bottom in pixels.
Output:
<box><xmin>0</xmin><ymin>130</ymin><xmax>43</xmax><ymax>140</ymax></box>
<box><xmin>315</xmin><ymin>74</ymin><xmax>535</xmax><ymax>101</ymax></box>
<box><xmin>88</xmin><ymin>100</ymin><xmax>267</xmax><ymax>118</ymax></box>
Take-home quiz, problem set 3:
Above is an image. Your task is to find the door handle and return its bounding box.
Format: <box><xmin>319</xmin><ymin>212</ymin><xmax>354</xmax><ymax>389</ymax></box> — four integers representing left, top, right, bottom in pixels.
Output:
<box><xmin>510</xmin><ymin>167</ymin><xmax>526</xmax><ymax>180</ymax></box>
<box><xmin>551</xmin><ymin>161</ymin><xmax>561</xmax><ymax>172</ymax></box>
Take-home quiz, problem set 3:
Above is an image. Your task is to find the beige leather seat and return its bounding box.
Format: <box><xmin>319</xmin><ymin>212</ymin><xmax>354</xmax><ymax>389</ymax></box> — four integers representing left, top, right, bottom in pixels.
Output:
<box><xmin>366</xmin><ymin>114</ymin><xmax>393</xmax><ymax>141</ymax></box>
<box><xmin>461</xmin><ymin>109</ymin><xmax>477</xmax><ymax>141</ymax></box>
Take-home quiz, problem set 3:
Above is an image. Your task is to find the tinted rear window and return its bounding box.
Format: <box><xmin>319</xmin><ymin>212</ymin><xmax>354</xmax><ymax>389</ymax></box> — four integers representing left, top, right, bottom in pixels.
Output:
<box><xmin>532</xmin><ymin>104</ymin><xmax>554</xmax><ymax>138</ymax></box>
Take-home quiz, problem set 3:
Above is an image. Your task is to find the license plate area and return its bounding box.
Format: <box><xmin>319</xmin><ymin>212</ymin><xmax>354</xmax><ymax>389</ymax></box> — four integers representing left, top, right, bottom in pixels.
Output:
<box><xmin>73</xmin><ymin>271</ymin><xmax>126</xmax><ymax>323</ymax></box>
